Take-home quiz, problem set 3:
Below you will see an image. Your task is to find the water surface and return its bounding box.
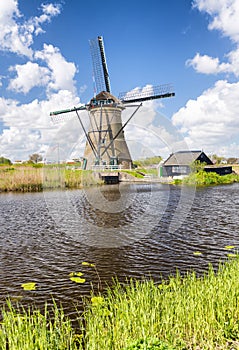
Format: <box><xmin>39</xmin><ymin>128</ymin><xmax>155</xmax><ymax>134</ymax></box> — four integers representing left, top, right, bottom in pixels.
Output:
<box><xmin>0</xmin><ymin>183</ymin><xmax>238</xmax><ymax>316</ymax></box>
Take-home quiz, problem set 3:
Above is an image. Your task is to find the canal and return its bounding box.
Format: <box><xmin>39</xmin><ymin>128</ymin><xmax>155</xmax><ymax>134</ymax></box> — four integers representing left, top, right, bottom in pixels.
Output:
<box><xmin>0</xmin><ymin>182</ymin><xmax>238</xmax><ymax>317</ymax></box>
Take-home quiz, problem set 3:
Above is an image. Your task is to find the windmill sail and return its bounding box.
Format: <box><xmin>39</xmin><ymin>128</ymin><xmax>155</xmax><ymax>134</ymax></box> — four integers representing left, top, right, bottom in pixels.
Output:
<box><xmin>89</xmin><ymin>36</ymin><xmax>111</xmax><ymax>94</ymax></box>
<box><xmin>119</xmin><ymin>84</ymin><xmax>175</xmax><ymax>104</ymax></box>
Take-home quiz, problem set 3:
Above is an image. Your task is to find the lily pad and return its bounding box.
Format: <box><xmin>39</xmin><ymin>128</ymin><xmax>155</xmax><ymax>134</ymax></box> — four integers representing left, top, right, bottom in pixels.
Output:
<box><xmin>91</xmin><ymin>296</ymin><xmax>104</xmax><ymax>305</ymax></box>
<box><xmin>193</xmin><ymin>251</ymin><xmax>202</xmax><ymax>256</ymax></box>
<box><xmin>69</xmin><ymin>272</ymin><xmax>84</xmax><ymax>277</ymax></box>
<box><xmin>82</xmin><ymin>262</ymin><xmax>95</xmax><ymax>267</ymax></box>
<box><xmin>70</xmin><ymin>277</ymin><xmax>86</xmax><ymax>283</ymax></box>
<box><xmin>21</xmin><ymin>282</ymin><xmax>37</xmax><ymax>291</ymax></box>
<box><xmin>227</xmin><ymin>253</ymin><xmax>237</xmax><ymax>258</ymax></box>
<box><xmin>224</xmin><ymin>245</ymin><xmax>235</xmax><ymax>250</ymax></box>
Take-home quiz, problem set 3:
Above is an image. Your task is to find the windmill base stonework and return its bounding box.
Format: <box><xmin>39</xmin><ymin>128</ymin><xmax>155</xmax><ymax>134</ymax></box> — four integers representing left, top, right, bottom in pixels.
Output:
<box><xmin>83</xmin><ymin>91</ymin><xmax>132</xmax><ymax>170</ymax></box>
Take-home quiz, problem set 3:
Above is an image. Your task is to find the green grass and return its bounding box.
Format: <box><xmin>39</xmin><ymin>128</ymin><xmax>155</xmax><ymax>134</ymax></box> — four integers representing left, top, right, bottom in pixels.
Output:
<box><xmin>120</xmin><ymin>169</ymin><xmax>145</xmax><ymax>178</ymax></box>
<box><xmin>0</xmin><ymin>302</ymin><xmax>80</xmax><ymax>349</ymax></box>
<box><xmin>173</xmin><ymin>170</ymin><xmax>239</xmax><ymax>186</ymax></box>
<box><xmin>2</xmin><ymin>257</ymin><xmax>239</xmax><ymax>348</ymax></box>
<box><xmin>121</xmin><ymin>168</ymin><xmax>158</xmax><ymax>179</ymax></box>
<box><xmin>79</xmin><ymin>256</ymin><xmax>239</xmax><ymax>349</ymax></box>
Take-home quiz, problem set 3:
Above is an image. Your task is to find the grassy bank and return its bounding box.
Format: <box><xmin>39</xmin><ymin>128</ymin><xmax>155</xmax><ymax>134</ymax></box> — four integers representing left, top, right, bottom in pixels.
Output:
<box><xmin>79</xmin><ymin>256</ymin><xmax>239</xmax><ymax>349</ymax></box>
<box><xmin>0</xmin><ymin>302</ymin><xmax>80</xmax><ymax>349</ymax></box>
<box><xmin>2</xmin><ymin>257</ymin><xmax>239</xmax><ymax>349</ymax></box>
<box><xmin>173</xmin><ymin>170</ymin><xmax>239</xmax><ymax>186</ymax></box>
<box><xmin>0</xmin><ymin>165</ymin><xmax>102</xmax><ymax>192</ymax></box>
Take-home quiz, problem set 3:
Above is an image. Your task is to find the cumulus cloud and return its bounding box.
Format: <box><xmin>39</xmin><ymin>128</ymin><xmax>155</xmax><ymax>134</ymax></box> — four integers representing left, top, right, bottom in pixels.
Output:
<box><xmin>0</xmin><ymin>89</ymin><xmax>79</xmax><ymax>128</ymax></box>
<box><xmin>0</xmin><ymin>1</ymin><xmax>80</xmax><ymax>160</ymax></box>
<box><xmin>175</xmin><ymin>0</ymin><xmax>239</xmax><ymax>157</ymax></box>
<box><xmin>7</xmin><ymin>45</ymin><xmax>77</xmax><ymax>95</ymax></box>
<box><xmin>35</xmin><ymin>44</ymin><xmax>77</xmax><ymax>94</ymax></box>
<box><xmin>8</xmin><ymin>62</ymin><xmax>50</xmax><ymax>93</ymax></box>
<box><xmin>0</xmin><ymin>0</ymin><xmax>61</xmax><ymax>57</ymax></box>
<box><xmin>186</xmin><ymin>49</ymin><xmax>239</xmax><ymax>77</ymax></box>
<box><xmin>193</xmin><ymin>0</ymin><xmax>239</xmax><ymax>43</ymax></box>
<box><xmin>189</xmin><ymin>0</ymin><xmax>239</xmax><ymax>77</ymax></box>
<box><xmin>172</xmin><ymin>80</ymin><xmax>239</xmax><ymax>156</ymax></box>
<box><xmin>186</xmin><ymin>53</ymin><xmax>231</xmax><ymax>75</ymax></box>
<box><xmin>0</xmin><ymin>89</ymin><xmax>81</xmax><ymax>159</ymax></box>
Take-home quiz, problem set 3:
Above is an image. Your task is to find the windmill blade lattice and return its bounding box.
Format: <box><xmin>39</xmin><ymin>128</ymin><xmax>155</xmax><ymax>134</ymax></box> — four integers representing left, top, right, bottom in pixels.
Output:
<box><xmin>89</xmin><ymin>36</ymin><xmax>111</xmax><ymax>95</ymax></box>
<box><xmin>50</xmin><ymin>106</ymin><xmax>87</xmax><ymax>124</ymax></box>
<box><xmin>119</xmin><ymin>84</ymin><xmax>175</xmax><ymax>104</ymax></box>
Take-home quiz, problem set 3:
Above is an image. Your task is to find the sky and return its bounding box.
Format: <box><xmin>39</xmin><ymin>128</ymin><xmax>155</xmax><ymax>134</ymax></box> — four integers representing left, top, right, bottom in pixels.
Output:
<box><xmin>0</xmin><ymin>0</ymin><xmax>239</xmax><ymax>161</ymax></box>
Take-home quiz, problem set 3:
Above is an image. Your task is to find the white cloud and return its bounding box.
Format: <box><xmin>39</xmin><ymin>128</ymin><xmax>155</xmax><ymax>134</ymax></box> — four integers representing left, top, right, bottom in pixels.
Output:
<box><xmin>8</xmin><ymin>61</ymin><xmax>50</xmax><ymax>93</ymax></box>
<box><xmin>0</xmin><ymin>0</ymin><xmax>61</xmax><ymax>58</ymax></box>
<box><xmin>186</xmin><ymin>49</ymin><xmax>239</xmax><ymax>77</ymax></box>
<box><xmin>172</xmin><ymin>80</ymin><xmax>239</xmax><ymax>156</ymax></box>
<box><xmin>35</xmin><ymin>44</ymin><xmax>77</xmax><ymax>93</ymax></box>
<box><xmin>1</xmin><ymin>127</ymin><xmax>41</xmax><ymax>158</ymax></box>
<box><xmin>186</xmin><ymin>53</ymin><xmax>231</xmax><ymax>75</ymax></box>
<box><xmin>0</xmin><ymin>90</ymin><xmax>81</xmax><ymax>160</ymax></box>
<box><xmin>0</xmin><ymin>90</ymin><xmax>80</xmax><ymax>129</ymax></box>
<box><xmin>0</xmin><ymin>1</ymin><xmax>81</xmax><ymax>160</ymax></box>
<box><xmin>193</xmin><ymin>0</ymin><xmax>239</xmax><ymax>43</ymax></box>
<box><xmin>6</xmin><ymin>44</ymin><xmax>77</xmax><ymax>95</ymax></box>
<box><xmin>175</xmin><ymin>0</ymin><xmax>239</xmax><ymax>157</ymax></box>
<box><xmin>0</xmin><ymin>0</ymin><xmax>20</xmax><ymax>23</ymax></box>
<box><xmin>189</xmin><ymin>1</ymin><xmax>239</xmax><ymax>78</ymax></box>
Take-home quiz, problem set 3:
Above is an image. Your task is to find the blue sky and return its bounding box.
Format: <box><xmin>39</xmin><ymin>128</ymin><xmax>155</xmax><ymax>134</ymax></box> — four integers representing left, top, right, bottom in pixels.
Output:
<box><xmin>0</xmin><ymin>0</ymin><xmax>239</xmax><ymax>161</ymax></box>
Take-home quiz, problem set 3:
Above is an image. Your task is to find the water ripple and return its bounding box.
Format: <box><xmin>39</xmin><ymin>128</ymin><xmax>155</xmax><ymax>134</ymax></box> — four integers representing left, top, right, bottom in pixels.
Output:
<box><xmin>0</xmin><ymin>183</ymin><xmax>238</xmax><ymax>315</ymax></box>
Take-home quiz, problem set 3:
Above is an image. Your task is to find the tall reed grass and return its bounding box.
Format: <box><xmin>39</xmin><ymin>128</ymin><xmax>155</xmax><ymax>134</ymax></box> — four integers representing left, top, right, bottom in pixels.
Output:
<box><xmin>0</xmin><ymin>165</ymin><xmax>102</xmax><ymax>192</ymax></box>
<box><xmin>0</xmin><ymin>166</ymin><xmax>43</xmax><ymax>192</ymax></box>
<box><xmin>0</xmin><ymin>302</ymin><xmax>80</xmax><ymax>349</ymax></box>
<box><xmin>79</xmin><ymin>256</ymin><xmax>239</xmax><ymax>349</ymax></box>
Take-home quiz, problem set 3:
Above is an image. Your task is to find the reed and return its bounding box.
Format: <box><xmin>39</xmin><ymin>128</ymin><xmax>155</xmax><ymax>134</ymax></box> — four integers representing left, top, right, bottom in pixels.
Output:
<box><xmin>0</xmin><ymin>165</ymin><xmax>102</xmax><ymax>192</ymax></box>
<box><xmin>0</xmin><ymin>166</ymin><xmax>43</xmax><ymax>192</ymax></box>
<box><xmin>0</xmin><ymin>301</ymin><xmax>80</xmax><ymax>350</ymax></box>
<box><xmin>79</xmin><ymin>256</ymin><xmax>239</xmax><ymax>349</ymax></box>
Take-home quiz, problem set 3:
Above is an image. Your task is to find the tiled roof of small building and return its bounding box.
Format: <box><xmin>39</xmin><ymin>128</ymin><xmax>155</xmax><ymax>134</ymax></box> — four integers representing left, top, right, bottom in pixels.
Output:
<box><xmin>163</xmin><ymin>151</ymin><xmax>205</xmax><ymax>166</ymax></box>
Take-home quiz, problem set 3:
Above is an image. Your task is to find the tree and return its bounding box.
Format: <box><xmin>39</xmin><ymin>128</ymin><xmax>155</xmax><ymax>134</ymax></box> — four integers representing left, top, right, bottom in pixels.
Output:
<box><xmin>29</xmin><ymin>153</ymin><xmax>43</xmax><ymax>164</ymax></box>
<box><xmin>133</xmin><ymin>156</ymin><xmax>162</xmax><ymax>168</ymax></box>
<box><xmin>227</xmin><ymin>157</ymin><xmax>238</xmax><ymax>164</ymax></box>
<box><xmin>0</xmin><ymin>156</ymin><xmax>12</xmax><ymax>165</ymax></box>
<box><xmin>211</xmin><ymin>154</ymin><xmax>226</xmax><ymax>164</ymax></box>
<box><xmin>190</xmin><ymin>160</ymin><xmax>207</xmax><ymax>173</ymax></box>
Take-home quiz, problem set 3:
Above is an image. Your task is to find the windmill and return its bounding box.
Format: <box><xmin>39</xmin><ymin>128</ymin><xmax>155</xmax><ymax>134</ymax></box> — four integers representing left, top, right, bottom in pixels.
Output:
<box><xmin>50</xmin><ymin>36</ymin><xmax>175</xmax><ymax>170</ymax></box>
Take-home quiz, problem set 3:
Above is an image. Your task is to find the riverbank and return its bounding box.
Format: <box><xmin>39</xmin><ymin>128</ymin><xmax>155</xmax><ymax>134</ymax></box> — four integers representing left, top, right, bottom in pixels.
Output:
<box><xmin>1</xmin><ymin>164</ymin><xmax>239</xmax><ymax>192</ymax></box>
<box><xmin>173</xmin><ymin>169</ymin><xmax>239</xmax><ymax>186</ymax></box>
<box><xmin>0</xmin><ymin>165</ymin><xmax>156</xmax><ymax>192</ymax></box>
<box><xmin>0</xmin><ymin>165</ymin><xmax>102</xmax><ymax>192</ymax></box>
<box><xmin>1</xmin><ymin>256</ymin><xmax>239</xmax><ymax>349</ymax></box>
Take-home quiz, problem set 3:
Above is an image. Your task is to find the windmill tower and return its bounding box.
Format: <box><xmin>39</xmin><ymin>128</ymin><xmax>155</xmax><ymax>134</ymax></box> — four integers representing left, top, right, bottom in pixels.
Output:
<box><xmin>84</xmin><ymin>91</ymin><xmax>132</xmax><ymax>169</ymax></box>
<box><xmin>50</xmin><ymin>36</ymin><xmax>175</xmax><ymax>170</ymax></box>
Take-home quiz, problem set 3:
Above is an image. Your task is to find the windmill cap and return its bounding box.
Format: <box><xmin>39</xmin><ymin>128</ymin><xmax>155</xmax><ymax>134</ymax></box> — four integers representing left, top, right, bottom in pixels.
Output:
<box><xmin>91</xmin><ymin>91</ymin><xmax>120</xmax><ymax>103</ymax></box>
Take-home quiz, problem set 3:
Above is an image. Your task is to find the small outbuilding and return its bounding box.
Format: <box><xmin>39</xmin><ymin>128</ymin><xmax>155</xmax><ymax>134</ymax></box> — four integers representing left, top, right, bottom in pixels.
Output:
<box><xmin>161</xmin><ymin>150</ymin><xmax>233</xmax><ymax>178</ymax></box>
<box><xmin>161</xmin><ymin>150</ymin><xmax>213</xmax><ymax>177</ymax></box>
